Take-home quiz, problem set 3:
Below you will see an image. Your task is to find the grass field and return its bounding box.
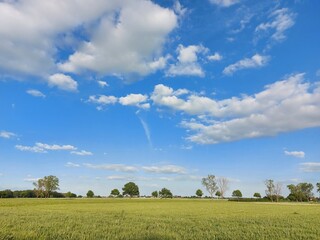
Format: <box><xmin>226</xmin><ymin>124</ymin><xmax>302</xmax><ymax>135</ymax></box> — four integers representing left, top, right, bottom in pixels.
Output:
<box><xmin>0</xmin><ymin>198</ymin><xmax>320</xmax><ymax>240</ymax></box>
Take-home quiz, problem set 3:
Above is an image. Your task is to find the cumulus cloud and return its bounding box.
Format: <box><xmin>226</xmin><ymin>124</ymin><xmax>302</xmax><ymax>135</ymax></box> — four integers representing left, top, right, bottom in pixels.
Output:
<box><xmin>166</xmin><ymin>44</ymin><xmax>208</xmax><ymax>77</ymax></box>
<box><xmin>151</xmin><ymin>73</ymin><xmax>320</xmax><ymax>144</ymax></box>
<box><xmin>48</xmin><ymin>74</ymin><xmax>78</xmax><ymax>92</ymax></box>
<box><xmin>26</xmin><ymin>89</ymin><xmax>46</xmax><ymax>98</ymax></box>
<box><xmin>256</xmin><ymin>8</ymin><xmax>296</xmax><ymax>42</ymax></box>
<box><xmin>88</xmin><ymin>95</ymin><xmax>117</xmax><ymax>105</ymax></box>
<box><xmin>119</xmin><ymin>94</ymin><xmax>149</xmax><ymax>109</ymax></box>
<box><xmin>209</xmin><ymin>0</ymin><xmax>239</xmax><ymax>7</ymax></box>
<box><xmin>223</xmin><ymin>54</ymin><xmax>269</xmax><ymax>75</ymax></box>
<box><xmin>0</xmin><ymin>0</ymin><xmax>177</xmax><ymax>86</ymax></box>
<box><xmin>0</xmin><ymin>130</ymin><xmax>16</xmax><ymax>139</ymax></box>
<box><xmin>142</xmin><ymin>165</ymin><xmax>187</xmax><ymax>174</ymax></box>
<box><xmin>300</xmin><ymin>162</ymin><xmax>320</xmax><ymax>172</ymax></box>
<box><xmin>0</xmin><ymin>1</ymin><xmax>121</xmax><ymax>78</ymax></box>
<box><xmin>284</xmin><ymin>150</ymin><xmax>305</xmax><ymax>158</ymax></box>
<box><xmin>16</xmin><ymin>142</ymin><xmax>77</xmax><ymax>153</ymax></box>
<box><xmin>83</xmin><ymin>163</ymin><xmax>138</xmax><ymax>172</ymax></box>
<box><xmin>59</xmin><ymin>0</ymin><xmax>177</xmax><ymax>79</ymax></box>
<box><xmin>208</xmin><ymin>52</ymin><xmax>223</xmax><ymax>61</ymax></box>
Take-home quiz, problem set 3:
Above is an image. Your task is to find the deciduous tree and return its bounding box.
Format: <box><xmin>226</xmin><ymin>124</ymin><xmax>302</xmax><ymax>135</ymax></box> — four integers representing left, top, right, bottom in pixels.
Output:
<box><xmin>196</xmin><ymin>189</ymin><xmax>203</xmax><ymax>198</ymax></box>
<box><xmin>202</xmin><ymin>175</ymin><xmax>218</xmax><ymax>199</ymax></box>
<box><xmin>159</xmin><ymin>188</ymin><xmax>173</xmax><ymax>198</ymax></box>
<box><xmin>232</xmin><ymin>190</ymin><xmax>242</xmax><ymax>198</ymax></box>
<box><xmin>122</xmin><ymin>182</ymin><xmax>139</xmax><ymax>197</ymax></box>
<box><xmin>110</xmin><ymin>189</ymin><xmax>120</xmax><ymax>197</ymax></box>
<box><xmin>265</xmin><ymin>179</ymin><xmax>275</xmax><ymax>202</ymax></box>
<box><xmin>87</xmin><ymin>190</ymin><xmax>94</xmax><ymax>198</ymax></box>
<box><xmin>43</xmin><ymin>175</ymin><xmax>59</xmax><ymax>198</ymax></box>
<box><xmin>152</xmin><ymin>191</ymin><xmax>158</xmax><ymax>198</ymax></box>
<box><xmin>253</xmin><ymin>192</ymin><xmax>261</xmax><ymax>198</ymax></box>
<box><xmin>217</xmin><ymin>177</ymin><xmax>229</xmax><ymax>198</ymax></box>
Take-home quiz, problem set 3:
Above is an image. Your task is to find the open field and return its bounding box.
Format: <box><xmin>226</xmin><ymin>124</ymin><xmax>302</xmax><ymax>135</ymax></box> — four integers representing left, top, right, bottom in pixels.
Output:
<box><xmin>1</xmin><ymin>199</ymin><xmax>320</xmax><ymax>240</ymax></box>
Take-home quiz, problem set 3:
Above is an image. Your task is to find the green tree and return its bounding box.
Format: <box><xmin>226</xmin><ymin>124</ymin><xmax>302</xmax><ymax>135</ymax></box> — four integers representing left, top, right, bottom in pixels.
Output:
<box><xmin>110</xmin><ymin>189</ymin><xmax>120</xmax><ymax>197</ymax></box>
<box><xmin>265</xmin><ymin>179</ymin><xmax>275</xmax><ymax>202</ymax></box>
<box><xmin>253</xmin><ymin>192</ymin><xmax>261</xmax><ymax>198</ymax></box>
<box><xmin>215</xmin><ymin>191</ymin><xmax>221</xmax><ymax>198</ymax></box>
<box><xmin>152</xmin><ymin>191</ymin><xmax>158</xmax><ymax>198</ymax></box>
<box><xmin>43</xmin><ymin>175</ymin><xmax>59</xmax><ymax>198</ymax></box>
<box><xmin>196</xmin><ymin>189</ymin><xmax>203</xmax><ymax>198</ymax></box>
<box><xmin>287</xmin><ymin>183</ymin><xmax>314</xmax><ymax>202</ymax></box>
<box><xmin>122</xmin><ymin>182</ymin><xmax>139</xmax><ymax>197</ymax></box>
<box><xmin>65</xmin><ymin>192</ymin><xmax>77</xmax><ymax>198</ymax></box>
<box><xmin>159</xmin><ymin>188</ymin><xmax>173</xmax><ymax>198</ymax></box>
<box><xmin>202</xmin><ymin>175</ymin><xmax>218</xmax><ymax>199</ymax></box>
<box><xmin>232</xmin><ymin>190</ymin><xmax>242</xmax><ymax>198</ymax></box>
<box><xmin>33</xmin><ymin>178</ymin><xmax>45</xmax><ymax>198</ymax></box>
<box><xmin>87</xmin><ymin>190</ymin><xmax>94</xmax><ymax>198</ymax></box>
<box><xmin>317</xmin><ymin>182</ymin><xmax>320</xmax><ymax>197</ymax></box>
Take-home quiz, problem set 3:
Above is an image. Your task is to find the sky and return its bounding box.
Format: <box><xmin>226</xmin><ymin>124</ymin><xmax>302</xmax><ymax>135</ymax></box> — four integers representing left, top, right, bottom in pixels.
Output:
<box><xmin>0</xmin><ymin>0</ymin><xmax>319</xmax><ymax>197</ymax></box>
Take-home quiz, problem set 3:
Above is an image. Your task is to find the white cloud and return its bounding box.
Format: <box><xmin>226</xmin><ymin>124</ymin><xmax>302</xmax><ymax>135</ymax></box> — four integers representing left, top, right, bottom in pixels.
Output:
<box><xmin>71</xmin><ymin>150</ymin><xmax>93</xmax><ymax>156</ymax></box>
<box><xmin>97</xmin><ymin>81</ymin><xmax>108</xmax><ymax>88</ymax></box>
<box><xmin>0</xmin><ymin>1</ymin><xmax>122</xmax><ymax>77</ymax></box>
<box><xmin>209</xmin><ymin>0</ymin><xmax>239</xmax><ymax>7</ymax></box>
<box><xmin>0</xmin><ymin>0</ymin><xmax>177</xmax><ymax>86</ymax></box>
<box><xmin>142</xmin><ymin>165</ymin><xmax>187</xmax><ymax>174</ymax></box>
<box><xmin>88</xmin><ymin>95</ymin><xmax>117</xmax><ymax>105</ymax></box>
<box><xmin>300</xmin><ymin>162</ymin><xmax>320</xmax><ymax>172</ymax></box>
<box><xmin>65</xmin><ymin>162</ymin><xmax>81</xmax><ymax>168</ymax></box>
<box><xmin>256</xmin><ymin>8</ymin><xmax>296</xmax><ymax>42</ymax></box>
<box><xmin>119</xmin><ymin>94</ymin><xmax>149</xmax><ymax>109</ymax></box>
<box><xmin>166</xmin><ymin>44</ymin><xmax>208</xmax><ymax>77</ymax></box>
<box><xmin>173</xmin><ymin>1</ymin><xmax>187</xmax><ymax>17</ymax></box>
<box><xmin>208</xmin><ymin>52</ymin><xmax>223</xmax><ymax>61</ymax></box>
<box><xmin>223</xmin><ymin>54</ymin><xmax>269</xmax><ymax>75</ymax></box>
<box><xmin>284</xmin><ymin>150</ymin><xmax>305</xmax><ymax>158</ymax></box>
<box><xmin>83</xmin><ymin>163</ymin><xmax>138</xmax><ymax>172</ymax></box>
<box><xmin>152</xmin><ymin>73</ymin><xmax>320</xmax><ymax>144</ymax></box>
<box><xmin>15</xmin><ymin>145</ymin><xmax>46</xmax><ymax>153</ymax></box>
<box><xmin>0</xmin><ymin>130</ymin><xmax>16</xmax><ymax>139</ymax></box>
<box><xmin>36</xmin><ymin>142</ymin><xmax>77</xmax><ymax>151</ymax></box>
<box><xmin>16</xmin><ymin>142</ymin><xmax>77</xmax><ymax>153</ymax></box>
<box><xmin>59</xmin><ymin>0</ymin><xmax>177</xmax><ymax>79</ymax></box>
<box><xmin>26</xmin><ymin>89</ymin><xmax>46</xmax><ymax>98</ymax></box>
<box><xmin>48</xmin><ymin>73</ymin><xmax>78</xmax><ymax>92</ymax></box>
<box><xmin>24</xmin><ymin>177</ymin><xmax>40</xmax><ymax>182</ymax></box>
<box><xmin>106</xmin><ymin>175</ymin><xmax>148</xmax><ymax>181</ymax></box>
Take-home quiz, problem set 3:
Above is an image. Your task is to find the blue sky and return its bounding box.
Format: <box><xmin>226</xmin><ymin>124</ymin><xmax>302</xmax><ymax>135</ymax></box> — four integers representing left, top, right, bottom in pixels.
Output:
<box><xmin>0</xmin><ymin>0</ymin><xmax>319</xmax><ymax>197</ymax></box>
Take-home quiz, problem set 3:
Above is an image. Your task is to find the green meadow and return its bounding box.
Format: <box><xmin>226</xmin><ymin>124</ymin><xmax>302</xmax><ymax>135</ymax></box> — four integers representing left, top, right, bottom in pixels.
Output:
<box><xmin>0</xmin><ymin>198</ymin><xmax>319</xmax><ymax>240</ymax></box>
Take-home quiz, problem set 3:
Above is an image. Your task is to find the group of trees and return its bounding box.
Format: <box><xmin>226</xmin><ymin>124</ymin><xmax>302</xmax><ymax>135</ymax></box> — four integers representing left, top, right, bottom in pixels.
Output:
<box><xmin>33</xmin><ymin>175</ymin><xmax>60</xmax><ymax>198</ymax></box>
<box><xmin>201</xmin><ymin>175</ymin><xmax>230</xmax><ymax>199</ymax></box>
<box><xmin>108</xmin><ymin>182</ymin><xmax>140</xmax><ymax>198</ymax></box>
<box><xmin>201</xmin><ymin>175</ymin><xmax>320</xmax><ymax>202</ymax></box>
<box><xmin>108</xmin><ymin>183</ymin><xmax>173</xmax><ymax>199</ymax></box>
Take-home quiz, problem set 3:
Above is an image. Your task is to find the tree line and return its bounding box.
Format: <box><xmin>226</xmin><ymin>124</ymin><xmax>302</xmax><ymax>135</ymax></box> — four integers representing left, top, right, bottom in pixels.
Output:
<box><xmin>1</xmin><ymin>175</ymin><xmax>320</xmax><ymax>202</ymax></box>
<box><xmin>201</xmin><ymin>175</ymin><xmax>320</xmax><ymax>202</ymax></box>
